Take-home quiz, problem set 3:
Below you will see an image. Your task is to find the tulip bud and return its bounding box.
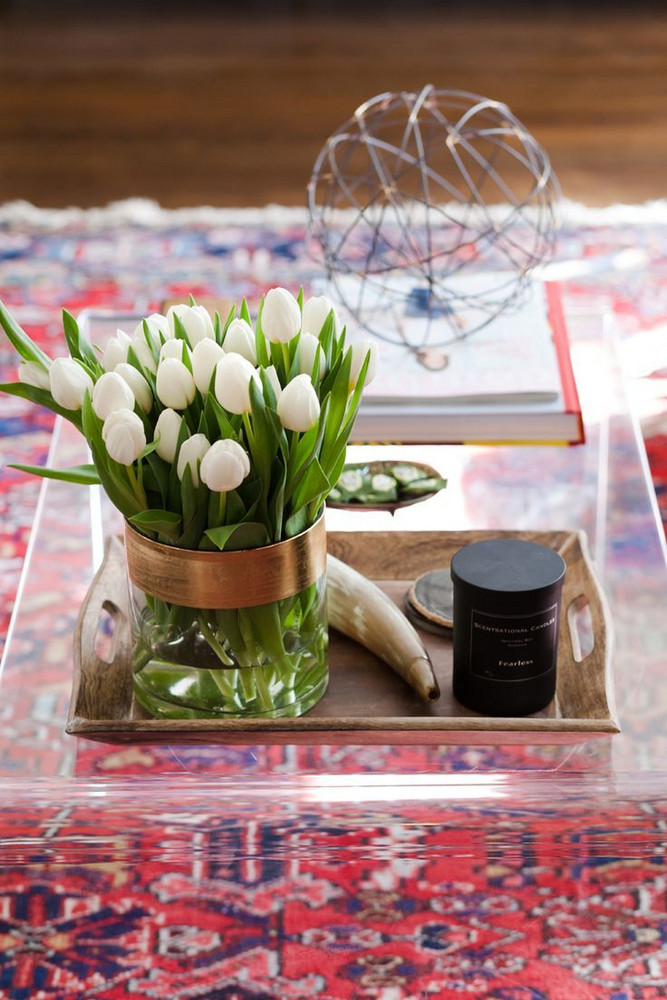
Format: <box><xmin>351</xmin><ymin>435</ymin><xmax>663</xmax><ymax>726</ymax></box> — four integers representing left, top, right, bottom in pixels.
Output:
<box><xmin>302</xmin><ymin>295</ymin><xmax>340</xmax><ymax>337</ymax></box>
<box><xmin>154</xmin><ymin>407</ymin><xmax>182</xmax><ymax>462</ymax></box>
<box><xmin>192</xmin><ymin>338</ymin><xmax>225</xmax><ymax>394</ymax></box>
<box><xmin>18</xmin><ymin>360</ymin><xmax>51</xmax><ymax>390</ymax></box>
<box><xmin>102</xmin><ymin>328</ymin><xmax>131</xmax><ymax>371</ymax></box>
<box><xmin>49</xmin><ymin>357</ymin><xmax>94</xmax><ymax>411</ymax></box>
<box><xmin>277</xmin><ymin>373</ymin><xmax>321</xmax><ymax>432</ymax></box>
<box><xmin>261</xmin><ymin>287</ymin><xmax>301</xmax><ymax>344</ymax></box>
<box><xmin>102</xmin><ymin>408</ymin><xmax>146</xmax><ymax>466</ymax></box>
<box><xmin>349</xmin><ymin>339</ymin><xmax>379</xmax><ymax>388</ymax></box>
<box><xmin>92</xmin><ymin>371</ymin><xmax>136</xmax><ymax>420</ymax></box>
<box><xmin>297</xmin><ymin>332</ymin><xmax>325</xmax><ymax>380</ymax></box>
<box><xmin>167</xmin><ymin>304</ymin><xmax>215</xmax><ymax>346</ymax></box>
<box><xmin>200</xmin><ymin>438</ymin><xmax>250</xmax><ymax>493</ymax></box>
<box><xmin>134</xmin><ymin>314</ymin><xmax>170</xmax><ymax>341</ymax></box>
<box><xmin>155</xmin><ymin>357</ymin><xmax>196</xmax><ymax>410</ymax></box>
<box><xmin>176</xmin><ymin>433</ymin><xmax>210</xmax><ymax>488</ymax></box>
<box><xmin>159</xmin><ymin>338</ymin><xmax>190</xmax><ymax>363</ymax></box>
<box><xmin>223</xmin><ymin>318</ymin><xmax>257</xmax><ymax>364</ymax></box>
<box><xmin>214</xmin><ymin>353</ymin><xmax>256</xmax><ymax>415</ymax></box>
<box><xmin>115</xmin><ymin>362</ymin><xmax>153</xmax><ymax>414</ymax></box>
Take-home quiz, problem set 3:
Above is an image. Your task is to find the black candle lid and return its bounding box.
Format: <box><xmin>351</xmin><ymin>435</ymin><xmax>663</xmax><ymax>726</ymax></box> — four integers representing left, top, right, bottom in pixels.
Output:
<box><xmin>451</xmin><ymin>538</ymin><xmax>565</xmax><ymax>595</ymax></box>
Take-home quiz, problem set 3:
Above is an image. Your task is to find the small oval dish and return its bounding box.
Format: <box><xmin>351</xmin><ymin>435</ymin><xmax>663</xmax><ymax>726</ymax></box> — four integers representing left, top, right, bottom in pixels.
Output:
<box><xmin>327</xmin><ymin>461</ymin><xmax>447</xmax><ymax>512</ymax></box>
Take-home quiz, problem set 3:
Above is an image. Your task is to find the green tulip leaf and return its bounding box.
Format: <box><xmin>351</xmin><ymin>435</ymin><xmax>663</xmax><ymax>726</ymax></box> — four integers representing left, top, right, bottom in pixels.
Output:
<box><xmin>221</xmin><ymin>303</ymin><xmax>236</xmax><ymax>340</ymax></box>
<box><xmin>0</xmin><ymin>299</ymin><xmax>52</xmax><ymax>367</ymax></box>
<box><xmin>129</xmin><ymin>509</ymin><xmax>183</xmax><ymax>542</ymax></box>
<box><xmin>144</xmin><ymin>450</ymin><xmax>169</xmax><ymax>506</ymax></box>
<box><xmin>8</xmin><ymin>462</ymin><xmax>101</xmax><ymax>485</ymax></box>
<box><xmin>62</xmin><ymin>310</ymin><xmax>99</xmax><ymax>370</ymax></box>
<box><xmin>205</xmin><ymin>391</ymin><xmax>240</xmax><ymax>440</ymax></box>
<box><xmin>291</xmin><ymin>457</ymin><xmax>329</xmax><ymax>512</ymax></box>
<box><xmin>205</xmin><ymin>521</ymin><xmax>269</xmax><ymax>551</ymax></box>
<box><xmin>254</xmin><ymin>299</ymin><xmax>270</xmax><ymax>367</ymax></box>
<box><xmin>284</xmin><ymin>507</ymin><xmax>308</xmax><ymax>538</ymax></box>
<box><xmin>0</xmin><ymin>381</ymin><xmax>83</xmax><ymax>431</ymax></box>
<box><xmin>171</xmin><ymin>312</ymin><xmax>189</xmax><ymax>345</ymax></box>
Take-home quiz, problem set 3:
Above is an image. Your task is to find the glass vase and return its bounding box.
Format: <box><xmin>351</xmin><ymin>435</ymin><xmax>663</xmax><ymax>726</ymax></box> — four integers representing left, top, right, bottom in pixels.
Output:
<box><xmin>125</xmin><ymin>519</ymin><xmax>329</xmax><ymax>719</ymax></box>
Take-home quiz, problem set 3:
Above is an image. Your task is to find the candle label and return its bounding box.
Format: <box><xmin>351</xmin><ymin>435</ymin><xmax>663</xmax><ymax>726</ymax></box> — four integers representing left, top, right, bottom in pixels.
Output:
<box><xmin>469</xmin><ymin>603</ymin><xmax>558</xmax><ymax>682</ymax></box>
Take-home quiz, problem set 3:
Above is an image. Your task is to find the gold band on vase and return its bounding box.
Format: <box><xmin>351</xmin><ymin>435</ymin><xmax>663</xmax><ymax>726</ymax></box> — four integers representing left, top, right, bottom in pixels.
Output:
<box><xmin>124</xmin><ymin>515</ymin><xmax>327</xmax><ymax>609</ymax></box>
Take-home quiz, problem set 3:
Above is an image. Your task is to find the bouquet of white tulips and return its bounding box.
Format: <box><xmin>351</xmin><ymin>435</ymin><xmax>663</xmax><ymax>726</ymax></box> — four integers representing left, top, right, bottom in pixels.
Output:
<box><xmin>0</xmin><ymin>289</ymin><xmax>377</xmax><ymax>718</ymax></box>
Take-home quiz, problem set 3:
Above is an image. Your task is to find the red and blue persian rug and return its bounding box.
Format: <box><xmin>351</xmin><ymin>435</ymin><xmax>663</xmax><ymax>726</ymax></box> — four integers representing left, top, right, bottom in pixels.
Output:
<box><xmin>0</xmin><ymin>201</ymin><xmax>666</xmax><ymax>1000</ymax></box>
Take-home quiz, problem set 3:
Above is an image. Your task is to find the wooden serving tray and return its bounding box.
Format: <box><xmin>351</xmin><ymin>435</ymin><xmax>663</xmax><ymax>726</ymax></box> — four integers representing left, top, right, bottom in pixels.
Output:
<box><xmin>66</xmin><ymin>530</ymin><xmax>619</xmax><ymax>745</ymax></box>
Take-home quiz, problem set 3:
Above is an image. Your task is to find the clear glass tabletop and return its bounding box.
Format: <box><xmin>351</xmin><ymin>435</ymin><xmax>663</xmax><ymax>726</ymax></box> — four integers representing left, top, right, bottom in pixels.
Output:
<box><xmin>1</xmin><ymin>305</ymin><xmax>665</xmax><ymax>829</ymax></box>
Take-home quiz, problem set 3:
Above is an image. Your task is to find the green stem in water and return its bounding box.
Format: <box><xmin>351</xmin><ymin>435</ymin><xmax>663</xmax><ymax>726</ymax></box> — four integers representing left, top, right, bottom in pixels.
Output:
<box><xmin>197</xmin><ymin>612</ymin><xmax>234</xmax><ymax>666</ymax></box>
<box><xmin>252</xmin><ymin>663</ymin><xmax>275</xmax><ymax>714</ymax></box>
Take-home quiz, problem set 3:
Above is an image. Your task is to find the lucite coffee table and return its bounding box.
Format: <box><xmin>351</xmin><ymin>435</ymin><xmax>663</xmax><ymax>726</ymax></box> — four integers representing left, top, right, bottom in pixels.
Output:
<box><xmin>1</xmin><ymin>304</ymin><xmax>666</xmax><ymax>849</ymax></box>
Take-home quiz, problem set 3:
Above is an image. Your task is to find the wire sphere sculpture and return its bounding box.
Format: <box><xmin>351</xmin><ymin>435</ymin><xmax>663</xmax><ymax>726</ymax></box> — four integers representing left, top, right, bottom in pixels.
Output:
<box><xmin>308</xmin><ymin>86</ymin><xmax>559</xmax><ymax>360</ymax></box>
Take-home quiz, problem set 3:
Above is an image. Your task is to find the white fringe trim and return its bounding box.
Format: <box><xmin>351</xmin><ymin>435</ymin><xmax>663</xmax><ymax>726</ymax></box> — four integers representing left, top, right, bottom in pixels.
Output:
<box><xmin>0</xmin><ymin>199</ymin><xmax>310</xmax><ymax>230</ymax></box>
<box><xmin>1</xmin><ymin>197</ymin><xmax>667</xmax><ymax>230</ymax></box>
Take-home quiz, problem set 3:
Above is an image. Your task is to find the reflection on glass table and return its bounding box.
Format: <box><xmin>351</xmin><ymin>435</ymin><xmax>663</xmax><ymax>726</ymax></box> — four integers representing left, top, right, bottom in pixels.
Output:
<box><xmin>0</xmin><ymin>307</ymin><xmax>665</xmax><ymax>820</ymax></box>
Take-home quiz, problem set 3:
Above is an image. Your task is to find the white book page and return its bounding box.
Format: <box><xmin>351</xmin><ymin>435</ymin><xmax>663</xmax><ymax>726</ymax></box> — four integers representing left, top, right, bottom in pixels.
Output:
<box><xmin>324</xmin><ymin>273</ymin><xmax>563</xmax><ymax>406</ymax></box>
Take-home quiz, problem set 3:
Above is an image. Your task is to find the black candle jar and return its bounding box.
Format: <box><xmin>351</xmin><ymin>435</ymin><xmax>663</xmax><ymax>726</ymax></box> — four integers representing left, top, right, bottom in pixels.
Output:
<box><xmin>451</xmin><ymin>538</ymin><xmax>566</xmax><ymax>716</ymax></box>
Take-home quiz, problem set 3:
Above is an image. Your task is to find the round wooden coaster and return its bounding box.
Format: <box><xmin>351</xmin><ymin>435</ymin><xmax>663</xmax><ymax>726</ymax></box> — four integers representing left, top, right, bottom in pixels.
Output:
<box><xmin>407</xmin><ymin>568</ymin><xmax>454</xmax><ymax>629</ymax></box>
<box><xmin>403</xmin><ymin>596</ymin><xmax>453</xmax><ymax>637</ymax></box>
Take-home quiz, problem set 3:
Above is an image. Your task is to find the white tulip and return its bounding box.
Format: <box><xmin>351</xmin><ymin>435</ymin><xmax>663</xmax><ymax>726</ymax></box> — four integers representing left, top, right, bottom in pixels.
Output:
<box><xmin>134</xmin><ymin>313</ymin><xmax>170</xmax><ymax>341</ymax></box>
<box><xmin>49</xmin><ymin>357</ymin><xmax>94</xmax><ymax>411</ymax></box>
<box><xmin>154</xmin><ymin>407</ymin><xmax>182</xmax><ymax>462</ymax></box>
<box><xmin>155</xmin><ymin>357</ymin><xmax>196</xmax><ymax>410</ymax></box>
<box><xmin>349</xmin><ymin>339</ymin><xmax>379</xmax><ymax>387</ymax></box>
<box><xmin>176</xmin><ymin>433</ymin><xmax>210</xmax><ymax>487</ymax></box>
<box><xmin>167</xmin><ymin>304</ymin><xmax>215</xmax><ymax>346</ymax></box>
<box><xmin>115</xmin><ymin>362</ymin><xmax>153</xmax><ymax>414</ymax></box>
<box><xmin>264</xmin><ymin>364</ymin><xmax>282</xmax><ymax>403</ymax></box>
<box><xmin>214</xmin><ymin>352</ymin><xmax>256</xmax><ymax>415</ymax></box>
<box><xmin>130</xmin><ymin>331</ymin><xmax>159</xmax><ymax>374</ymax></box>
<box><xmin>277</xmin><ymin>373</ymin><xmax>321</xmax><ymax>432</ymax></box>
<box><xmin>160</xmin><ymin>338</ymin><xmax>190</xmax><ymax>363</ymax></box>
<box><xmin>18</xmin><ymin>360</ymin><xmax>51</xmax><ymax>390</ymax></box>
<box><xmin>261</xmin><ymin>287</ymin><xmax>301</xmax><ymax>344</ymax></box>
<box><xmin>223</xmin><ymin>318</ymin><xmax>257</xmax><ymax>364</ymax></box>
<box><xmin>92</xmin><ymin>371</ymin><xmax>136</xmax><ymax>420</ymax></box>
<box><xmin>192</xmin><ymin>338</ymin><xmax>225</xmax><ymax>394</ymax></box>
<box><xmin>302</xmin><ymin>294</ymin><xmax>340</xmax><ymax>337</ymax></box>
<box><xmin>102</xmin><ymin>408</ymin><xmax>146</xmax><ymax>465</ymax></box>
<box><xmin>101</xmin><ymin>328</ymin><xmax>131</xmax><ymax>371</ymax></box>
<box><xmin>200</xmin><ymin>439</ymin><xmax>250</xmax><ymax>493</ymax></box>
<box><xmin>297</xmin><ymin>332</ymin><xmax>326</xmax><ymax>379</ymax></box>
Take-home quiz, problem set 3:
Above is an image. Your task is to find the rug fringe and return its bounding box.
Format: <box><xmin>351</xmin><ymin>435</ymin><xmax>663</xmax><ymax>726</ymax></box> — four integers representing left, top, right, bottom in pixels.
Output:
<box><xmin>2</xmin><ymin>197</ymin><xmax>667</xmax><ymax>230</ymax></box>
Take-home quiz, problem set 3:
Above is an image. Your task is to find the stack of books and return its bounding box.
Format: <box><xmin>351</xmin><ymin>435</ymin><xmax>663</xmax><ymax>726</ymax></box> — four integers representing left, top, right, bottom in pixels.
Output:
<box><xmin>334</xmin><ymin>275</ymin><xmax>583</xmax><ymax>446</ymax></box>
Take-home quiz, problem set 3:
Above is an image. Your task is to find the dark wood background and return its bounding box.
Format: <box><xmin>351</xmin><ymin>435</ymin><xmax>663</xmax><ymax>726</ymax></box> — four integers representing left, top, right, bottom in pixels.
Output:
<box><xmin>1</xmin><ymin>2</ymin><xmax>665</xmax><ymax>208</ymax></box>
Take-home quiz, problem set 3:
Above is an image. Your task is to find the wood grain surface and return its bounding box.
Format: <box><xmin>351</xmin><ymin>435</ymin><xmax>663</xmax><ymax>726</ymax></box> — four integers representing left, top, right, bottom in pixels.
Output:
<box><xmin>1</xmin><ymin>6</ymin><xmax>665</xmax><ymax>207</ymax></box>
<box><xmin>67</xmin><ymin>528</ymin><xmax>619</xmax><ymax>745</ymax></box>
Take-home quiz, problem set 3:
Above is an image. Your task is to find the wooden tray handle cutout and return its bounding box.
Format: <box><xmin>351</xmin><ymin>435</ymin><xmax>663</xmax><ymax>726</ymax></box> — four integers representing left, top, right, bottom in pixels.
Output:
<box><xmin>567</xmin><ymin>594</ymin><xmax>595</xmax><ymax>663</ymax></box>
<box><xmin>93</xmin><ymin>600</ymin><xmax>121</xmax><ymax>665</ymax></box>
<box><xmin>555</xmin><ymin>529</ymin><xmax>614</xmax><ymax>725</ymax></box>
<box><xmin>72</xmin><ymin>537</ymin><xmax>134</xmax><ymax>723</ymax></box>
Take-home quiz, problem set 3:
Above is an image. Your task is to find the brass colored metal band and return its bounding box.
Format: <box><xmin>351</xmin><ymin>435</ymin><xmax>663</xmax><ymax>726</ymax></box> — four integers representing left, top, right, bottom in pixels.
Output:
<box><xmin>124</xmin><ymin>516</ymin><xmax>327</xmax><ymax>609</ymax></box>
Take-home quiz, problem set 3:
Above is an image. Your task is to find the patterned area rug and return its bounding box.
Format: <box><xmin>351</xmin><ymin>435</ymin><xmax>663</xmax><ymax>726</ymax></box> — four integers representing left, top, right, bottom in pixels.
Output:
<box><xmin>1</xmin><ymin>201</ymin><xmax>667</xmax><ymax>1000</ymax></box>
